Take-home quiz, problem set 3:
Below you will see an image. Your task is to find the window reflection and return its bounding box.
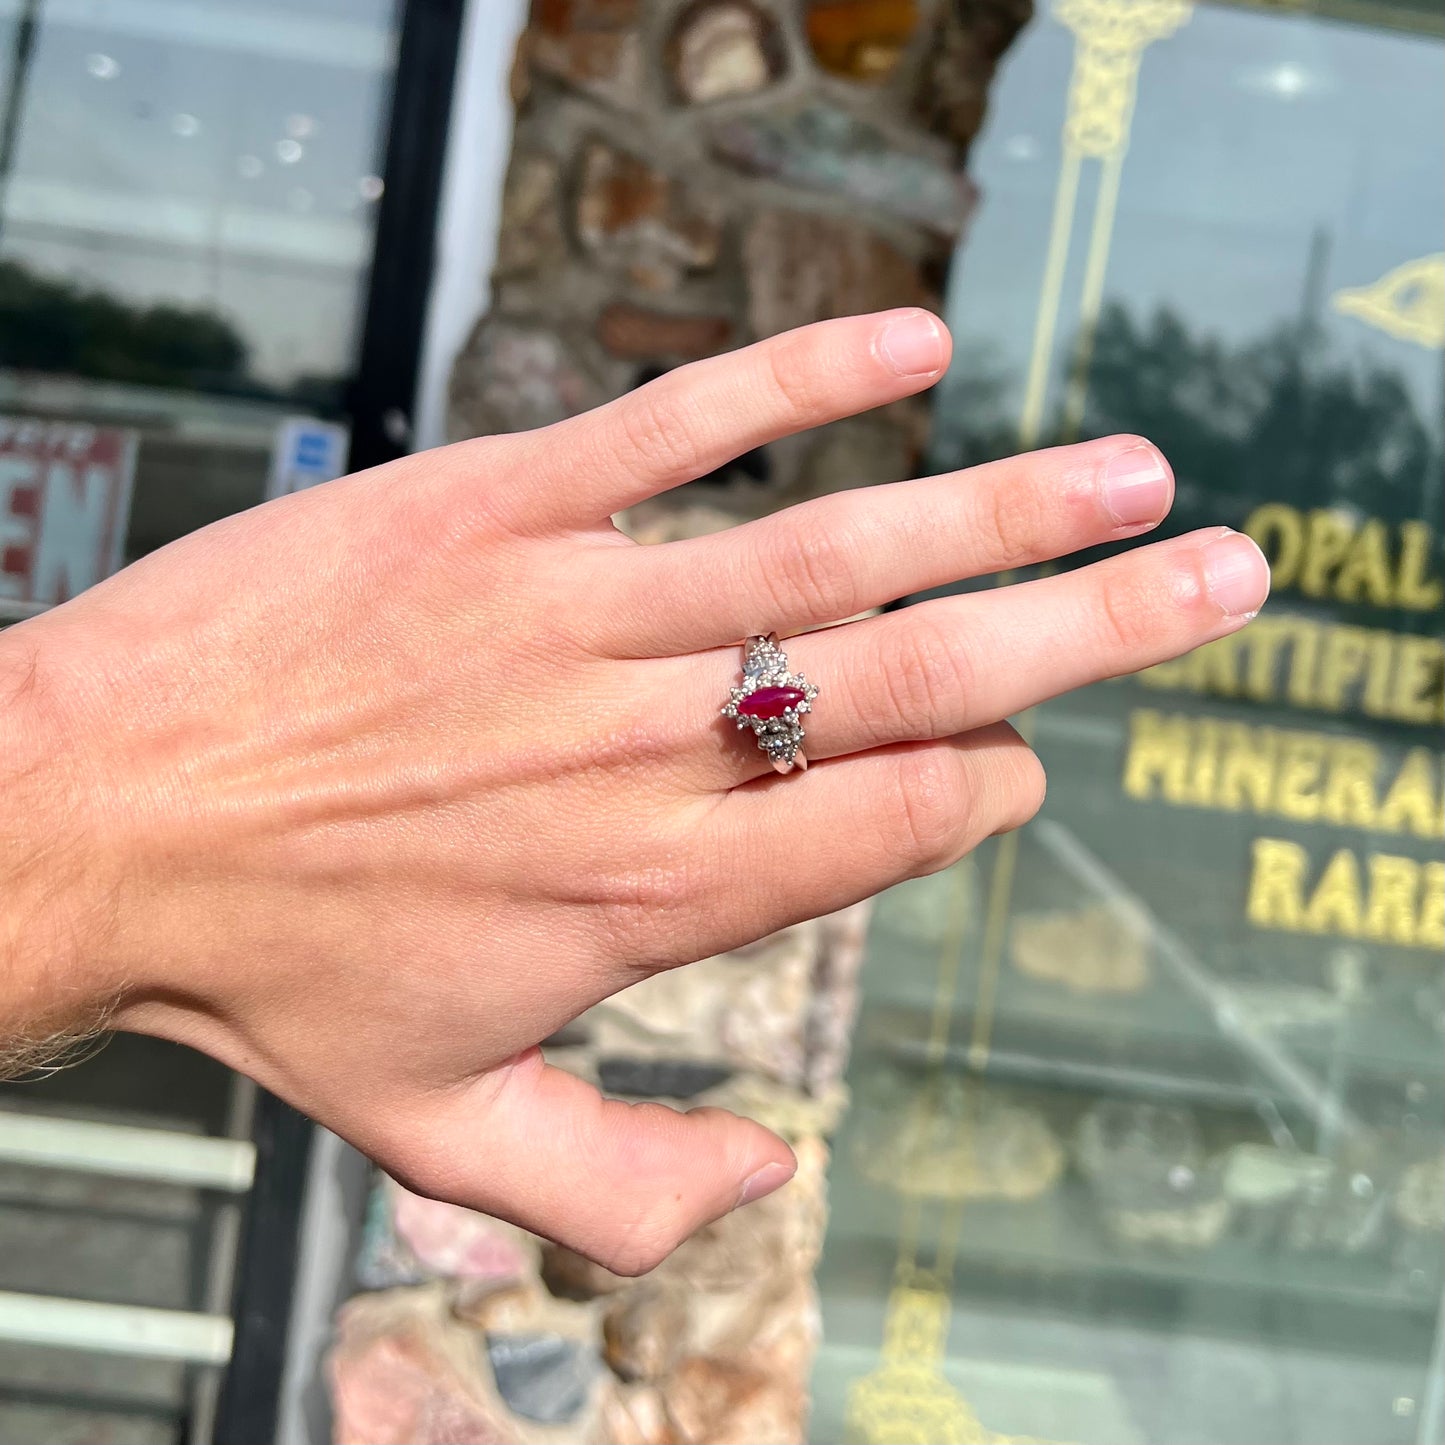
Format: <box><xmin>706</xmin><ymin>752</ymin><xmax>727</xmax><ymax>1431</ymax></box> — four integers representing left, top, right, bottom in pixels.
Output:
<box><xmin>0</xmin><ymin>0</ymin><xmax>399</xmax><ymax>559</ymax></box>
<box><xmin>818</xmin><ymin>4</ymin><xmax>1444</xmax><ymax>1443</ymax></box>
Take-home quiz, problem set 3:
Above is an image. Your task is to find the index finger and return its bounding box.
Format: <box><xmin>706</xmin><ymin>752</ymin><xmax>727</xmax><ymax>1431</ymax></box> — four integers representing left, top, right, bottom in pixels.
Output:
<box><xmin>493</xmin><ymin>310</ymin><xmax>951</xmax><ymax>532</ymax></box>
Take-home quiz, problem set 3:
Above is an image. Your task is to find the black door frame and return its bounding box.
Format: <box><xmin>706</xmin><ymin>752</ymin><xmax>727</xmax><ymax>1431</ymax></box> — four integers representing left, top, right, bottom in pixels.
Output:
<box><xmin>212</xmin><ymin>2</ymin><xmax>466</xmax><ymax>1439</ymax></box>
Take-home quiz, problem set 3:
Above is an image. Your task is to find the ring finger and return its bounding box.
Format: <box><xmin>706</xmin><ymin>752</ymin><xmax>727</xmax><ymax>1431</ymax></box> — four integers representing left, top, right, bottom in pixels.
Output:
<box><xmin>682</xmin><ymin>526</ymin><xmax>1270</xmax><ymax>789</ymax></box>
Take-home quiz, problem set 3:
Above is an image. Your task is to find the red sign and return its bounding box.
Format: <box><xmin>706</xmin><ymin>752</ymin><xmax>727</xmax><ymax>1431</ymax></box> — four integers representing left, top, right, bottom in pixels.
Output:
<box><xmin>0</xmin><ymin>419</ymin><xmax>138</xmax><ymax>606</ymax></box>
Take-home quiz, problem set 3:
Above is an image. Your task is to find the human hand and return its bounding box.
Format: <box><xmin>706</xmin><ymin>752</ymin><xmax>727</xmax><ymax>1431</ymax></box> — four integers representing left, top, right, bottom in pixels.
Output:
<box><xmin>2</xmin><ymin>311</ymin><xmax>1268</xmax><ymax>1272</ymax></box>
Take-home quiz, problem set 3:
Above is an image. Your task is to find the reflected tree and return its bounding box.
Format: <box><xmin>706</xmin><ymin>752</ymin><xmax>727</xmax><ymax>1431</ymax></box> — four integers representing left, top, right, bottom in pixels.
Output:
<box><xmin>0</xmin><ymin>259</ymin><xmax>249</xmax><ymax>389</ymax></box>
<box><xmin>1082</xmin><ymin>303</ymin><xmax>1443</xmax><ymax>536</ymax></box>
<box><xmin>926</xmin><ymin>301</ymin><xmax>1443</xmax><ymax>568</ymax></box>
<box><xmin>923</xmin><ymin>341</ymin><xmax>1016</xmax><ymax>474</ymax></box>
<box><xmin>0</xmin><ymin>259</ymin><xmax>348</xmax><ymax>412</ymax></box>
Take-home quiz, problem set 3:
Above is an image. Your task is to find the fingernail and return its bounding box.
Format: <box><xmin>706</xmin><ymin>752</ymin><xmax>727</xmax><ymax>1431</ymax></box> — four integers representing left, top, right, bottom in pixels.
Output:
<box><xmin>1103</xmin><ymin>445</ymin><xmax>1172</xmax><ymax>530</ymax></box>
<box><xmin>736</xmin><ymin>1161</ymin><xmax>794</xmax><ymax>1209</ymax></box>
<box><xmin>1204</xmin><ymin>530</ymin><xmax>1271</xmax><ymax>619</ymax></box>
<box><xmin>875</xmin><ymin>310</ymin><xmax>946</xmax><ymax>377</ymax></box>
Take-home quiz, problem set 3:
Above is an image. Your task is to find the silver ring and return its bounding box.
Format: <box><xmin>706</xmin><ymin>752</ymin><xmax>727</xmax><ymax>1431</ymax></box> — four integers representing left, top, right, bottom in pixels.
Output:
<box><xmin>721</xmin><ymin>633</ymin><xmax>818</xmax><ymax>775</ymax></box>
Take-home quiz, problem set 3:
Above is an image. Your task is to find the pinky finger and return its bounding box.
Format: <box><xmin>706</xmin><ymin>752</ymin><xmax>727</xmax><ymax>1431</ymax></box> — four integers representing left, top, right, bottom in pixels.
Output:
<box><xmin>701</xmin><ymin>723</ymin><xmax>1045</xmax><ymax>951</ymax></box>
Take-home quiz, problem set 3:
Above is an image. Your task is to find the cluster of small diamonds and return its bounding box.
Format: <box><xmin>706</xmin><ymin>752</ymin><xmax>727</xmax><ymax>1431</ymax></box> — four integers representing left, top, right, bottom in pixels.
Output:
<box><xmin>720</xmin><ymin>636</ymin><xmax>819</xmax><ymax>767</ymax></box>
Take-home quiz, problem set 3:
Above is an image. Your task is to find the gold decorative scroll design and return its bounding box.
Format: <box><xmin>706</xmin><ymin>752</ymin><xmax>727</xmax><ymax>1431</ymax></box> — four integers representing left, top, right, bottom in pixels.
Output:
<box><xmin>1056</xmin><ymin>0</ymin><xmax>1193</xmax><ymax>156</ymax></box>
<box><xmin>1020</xmin><ymin>0</ymin><xmax>1193</xmax><ymax>448</ymax></box>
<box><xmin>848</xmin><ymin>1276</ymin><xmax>1048</xmax><ymax>1445</ymax></box>
<box><xmin>847</xmin><ymin>4</ymin><xmax>1186</xmax><ymax>1440</ymax></box>
<box><xmin>1332</xmin><ymin>254</ymin><xmax>1445</xmax><ymax>349</ymax></box>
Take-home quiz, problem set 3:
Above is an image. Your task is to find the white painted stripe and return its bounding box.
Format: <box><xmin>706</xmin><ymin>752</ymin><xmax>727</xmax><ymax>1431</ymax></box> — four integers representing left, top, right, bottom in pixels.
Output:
<box><xmin>0</xmin><ymin>1292</ymin><xmax>233</xmax><ymax>1363</ymax></box>
<box><xmin>0</xmin><ymin>1112</ymin><xmax>255</xmax><ymax>1191</ymax></box>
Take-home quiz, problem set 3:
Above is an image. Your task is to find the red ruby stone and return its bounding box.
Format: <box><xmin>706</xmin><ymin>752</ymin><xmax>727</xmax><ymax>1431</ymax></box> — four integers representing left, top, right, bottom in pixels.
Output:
<box><xmin>737</xmin><ymin>685</ymin><xmax>806</xmax><ymax>720</ymax></box>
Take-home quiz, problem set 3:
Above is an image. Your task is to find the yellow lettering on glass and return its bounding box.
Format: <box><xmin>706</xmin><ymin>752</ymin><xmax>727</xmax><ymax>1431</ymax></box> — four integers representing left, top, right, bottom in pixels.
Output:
<box><xmin>1334</xmin><ymin>519</ymin><xmax>1395</xmax><ymax>606</ymax></box>
<box><xmin>1124</xmin><ymin>710</ymin><xmax>1442</xmax><ymax>840</ymax></box>
<box><xmin>1378</xmin><ymin>748</ymin><xmax>1445</xmax><ymax>837</ymax></box>
<box><xmin>1245</xmin><ymin>503</ymin><xmax>1304</xmax><ymax>588</ymax></box>
<box><xmin>1241</xmin><ymin>504</ymin><xmax>1442</xmax><ymax>612</ymax></box>
<box><xmin>1320</xmin><ymin>740</ymin><xmax>1381</xmax><ymax>830</ymax></box>
<box><xmin>1300</xmin><ymin>510</ymin><xmax>1359</xmax><ymax>599</ymax></box>
<box><xmin>1303</xmin><ymin>848</ymin><xmax>1364</xmax><ymax>936</ymax></box>
<box><xmin>1365</xmin><ymin>853</ymin><xmax>1422</xmax><ymax>946</ymax></box>
<box><xmin>1247</xmin><ymin>839</ymin><xmax>1440</xmax><ymax>947</ymax></box>
<box><xmin>1274</xmin><ymin>734</ymin><xmax>1325</xmax><ymax>820</ymax></box>
<box><xmin>1393</xmin><ymin>636</ymin><xmax>1444</xmax><ymax>724</ymax></box>
<box><xmin>1247</xmin><ymin>838</ymin><xmax>1308</xmax><ymax>931</ymax></box>
<box><xmin>1122</xmin><ymin>709</ymin><xmax>1191</xmax><ymax>802</ymax></box>
<box><xmin>1138</xmin><ymin>617</ymin><xmax>1443</xmax><ymax>725</ymax></box>
<box><xmin>1318</xmin><ymin>627</ymin><xmax>1372</xmax><ymax>711</ymax></box>
<box><xmin>1398</xmin><ymin>521</ymin><xmax>1444</xmax><ymax>611</ymax></box>
<box><xmin>1218</xmin><ymin>722</ymin><xmax>1275</xmax><ymax>812</ymax></box>
<box><xmin>1419</xmin><ymin>863</ymin><xmax>1445</xmax><ymax>949</ymax></box>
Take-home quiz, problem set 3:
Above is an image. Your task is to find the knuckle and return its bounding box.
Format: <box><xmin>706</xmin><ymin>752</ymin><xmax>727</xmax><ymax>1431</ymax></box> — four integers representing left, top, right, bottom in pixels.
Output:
<box><xmin>756</xmin><ymin>519</ymin><xmax>863</xmax><ymax>623</ymax></box>
<box><xmin>615</xmin><ymin>388</ymin><xmax>704</xmax><ymax>480</ymax></box>
<box><xmin>596</xmin><ymin>1219</ymin><xmax>683</xmax><ymax>1277</ymax></box>
<box><xmin>983</xmin><ymin>471</ymin><xmax>1050</xmax><ymax>568</ymax></box>
<box><xmin>761</xmin><ymin>339</ymin><xmax>829</xmax><ymax>420</ymax></box>
<box><xmin>882</xmin><ymin>619</ymin><xmax>973</xmax><ymax>737</ymax></box>
<box><xmin>589</xmin><ymin>1109</ymin><xmax>699</xmax><ymax>1275</ymax></box>
<box><xmin>589</xmin><ymin>856</ymin><xmax>703</xmax><ymax>962</ymax></box>
<box><xmin>892</xmin><ymin>747</ymin><xmax>967</xmax><ymax>872</ymax></box>
<box><xmin>1095</xmin><ymin>571</ymin><xmax>1148</xmax><ymax>654</ymax></box>
<box><xmin>1006</xmin><ymin>749</ymin><xmax>1049</xmax><ymax>831</ymax></box>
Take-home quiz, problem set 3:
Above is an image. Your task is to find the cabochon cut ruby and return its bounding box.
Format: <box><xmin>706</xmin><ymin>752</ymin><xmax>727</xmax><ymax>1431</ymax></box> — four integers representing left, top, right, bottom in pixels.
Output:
<box><xmin>738</xmin><ymin>685</ymin><xmax>806</xmax><ymax>720</ymax></box>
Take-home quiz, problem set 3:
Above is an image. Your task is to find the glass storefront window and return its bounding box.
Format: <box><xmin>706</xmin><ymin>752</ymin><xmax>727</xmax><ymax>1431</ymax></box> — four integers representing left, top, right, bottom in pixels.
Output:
<box><xmin>0</xmin><ymin>0</ymin><xmax>398</xmax><ymax>563</ymax></box>
<box><xmin>815</xmin><ymin>4</ymin><xmax>1444</xmax><ymax>1443</ymax></box>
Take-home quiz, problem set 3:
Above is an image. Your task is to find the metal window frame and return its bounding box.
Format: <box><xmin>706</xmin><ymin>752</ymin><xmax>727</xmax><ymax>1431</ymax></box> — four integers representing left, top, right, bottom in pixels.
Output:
<box><xmin>346</xmin><ymin>0</ymin><xmax>467</xmax><ymax>476</ymax></box>
<box><xmin>211</xmin><ymin>3</ymin><xmax>465</xmax><ymax>1440</ymax></box>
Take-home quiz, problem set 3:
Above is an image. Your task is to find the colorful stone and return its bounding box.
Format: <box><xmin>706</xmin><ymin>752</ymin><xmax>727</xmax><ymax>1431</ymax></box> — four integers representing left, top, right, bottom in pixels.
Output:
<box><xmin>711</xmin><ymin>102</ymin><xmax>970</xmax><ymax>235</ymax></box>
<box><xmin>914</xmin><ymin>0</ymin><xmax>1032</xmax><ymax>154</ymax></box>
<box><xmin>486</xmin><ymin>1333</ymin><xmax>597</xmax><ymax>1425</ymax></box>
<box><xmin>576</xmin><ymin>142</ymin><xmax>721</xmax><ymax>291</ymax></box>
<box><xmin>447</xmin><ymin>318</ymin><xmax>604</xmax><ymax>440</ymax></box>
<box><xmin>597</xmin><ymin>1056</ymin><xmax>733</xmax><ymax>1099</ymax></box>
<box><xmin>355</xmin><ymin>1177</ymin><xmax>532</xmax><ymax>1290</ymax></box>
<box><xmin>737</xmin><ymin>685</ymin><xmax>806</xmax><ymax>720</ymax></box>
<box><xmin>328</xmin><ymin>1297</ymin><xmax>517</xmax><ymax>1445</ymax></box>
<box><xmin>596</xmin><ymin>303</ymin><xmax>734</xmax><ymax>361</ymax></box>
<box><xmin>493</xmin><ymin>152</ymin><xmax>566</xmax><ymax>281</ymax></box>
<box><xmin>525</xmin><ymin>0</ymin><xmax>644</xmax><ymax>111</ymax></box>
<box><xmin>742</xmin><ymin>209</ymin><xmax>928</xmax><ymax>337</ymax></box>
<box><xmin>602</xmin><ymin>1288</ymin><xmax>688</xmax><ymax>1382</ymax></box>
<box><xmin>666</xmin><ymin>0</ymin><xmax>786</xmax><ymax>104</ymax></box>
<box><xmin>806</xmin><ymin>0</ymin><xmax>920</xmax><ymax>82</ymax></box>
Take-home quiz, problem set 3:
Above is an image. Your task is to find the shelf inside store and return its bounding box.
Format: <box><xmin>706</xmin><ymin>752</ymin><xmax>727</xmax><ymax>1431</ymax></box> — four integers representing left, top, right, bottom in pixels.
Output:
<box><xmin>819</xmin><ymin>1172</ymin><xmax>1442</xmax><ymax>1336</ymax></box>
<box><xmin>862</xmin><ymin>876</ymin><xmax>1444</xmax><ymax>1124</ymax></box>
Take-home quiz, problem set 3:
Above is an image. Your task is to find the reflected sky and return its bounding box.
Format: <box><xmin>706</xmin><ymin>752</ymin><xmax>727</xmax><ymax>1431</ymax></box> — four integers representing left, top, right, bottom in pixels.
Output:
<box><xmin>0</xmin><ymin>0</ymin><xmax>398</xmax><ymax>385</ymax></box>
<box><xmin>940</xmin><ymin>2</ymin><xmax>1443</xmax><ymax>435</ymax></box>
<box><xmin>0</xmin><ymin>0</ymin><xmax>1439</xmax><ymax>416</ymax></box>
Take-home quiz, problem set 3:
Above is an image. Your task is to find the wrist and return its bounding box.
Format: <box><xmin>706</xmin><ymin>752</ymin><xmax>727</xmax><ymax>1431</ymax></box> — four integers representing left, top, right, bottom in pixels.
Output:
<box><xmin>0</xmin><ymin>623</ymin><xmax>125</xmax><ymax>1072</ymax></box>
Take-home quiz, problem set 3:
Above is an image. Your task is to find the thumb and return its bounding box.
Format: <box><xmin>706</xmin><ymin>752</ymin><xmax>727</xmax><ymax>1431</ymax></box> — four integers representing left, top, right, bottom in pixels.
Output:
<box><xmin>396</xmin><ymin>1049</ymin><xmax>797</xmax><ymax>1277</ymax></box>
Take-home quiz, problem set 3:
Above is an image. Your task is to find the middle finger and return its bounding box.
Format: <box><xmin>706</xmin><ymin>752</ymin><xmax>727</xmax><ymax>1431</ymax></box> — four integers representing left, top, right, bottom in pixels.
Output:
<box><xmin>602</xmin><ymin>434</ymin><xmax>1174</xmax><ymax>658</ymax></box>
